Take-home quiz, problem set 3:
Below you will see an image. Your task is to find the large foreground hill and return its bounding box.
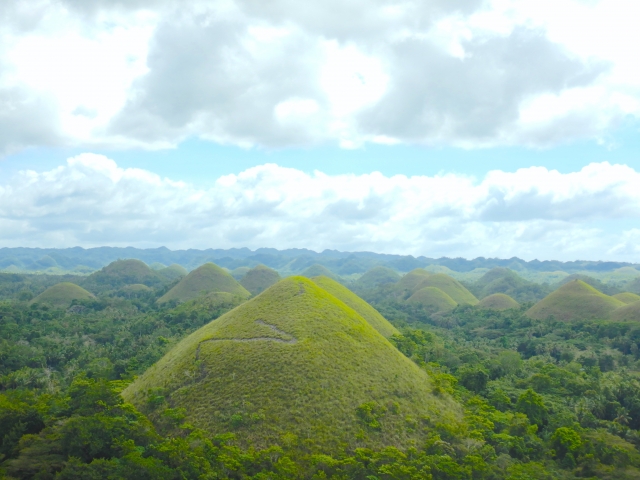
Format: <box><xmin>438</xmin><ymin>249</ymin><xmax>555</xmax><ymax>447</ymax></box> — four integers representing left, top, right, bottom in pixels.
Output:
<box><xmin>123</xmin><ymin>277</ymin><xmax>458</xmax><ymax>451</ymax></box>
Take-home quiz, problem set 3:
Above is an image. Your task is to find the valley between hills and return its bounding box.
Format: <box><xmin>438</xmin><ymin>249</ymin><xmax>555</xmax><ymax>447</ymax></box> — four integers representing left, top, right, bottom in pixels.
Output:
<box><xmin>3</xmin><ymin>251</ymin><xmax>640</xmax><ymax>478</ymax></box>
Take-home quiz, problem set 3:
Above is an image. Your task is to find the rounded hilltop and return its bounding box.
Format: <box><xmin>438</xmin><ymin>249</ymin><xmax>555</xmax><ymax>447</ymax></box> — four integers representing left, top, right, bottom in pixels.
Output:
<box><xmin>407</xmin><ymin>286</ymin><xmax>457</xmax><ymax>313</ymax></box>
<box><xmin>123</xmin><ymin>277</ymin><xmax>459</xmax><ymax>452</ymax></box>
<box><xmin>355</xmin><ymin>266</ymin><xmax>400</xmax><ymax>289</ymax></box>
<box><xmin>478</xmin><ymin>293</ymin><xmax>519</xmax><ymax>311</ymax></box>
<box><xmin>412</xmin><ymin>273</ymin><xmax>478</xmax><ymax>305</ymax></box>
<box><xmin>240</xmin><ymin>264</ymin><xmax>281</xmax><ymax>295</ymax></box>
<box><xmin>527</xmin><ymin>280</ymin><xmax>623</xmax><ymax>321</ymax></box>
<box><xmin>157</xmin><ymin>262</ymin><xmax>250</xmax><ymax>304</ymax></box>
<box><xmin>85</xmin><ymin>259</ymin><xmax>165</xmax><ymax>289</ymax></box>
<box><xmin>31</xmin><ymin>282</ymin><xmax>95</xmax><ymax>307</ymax></box>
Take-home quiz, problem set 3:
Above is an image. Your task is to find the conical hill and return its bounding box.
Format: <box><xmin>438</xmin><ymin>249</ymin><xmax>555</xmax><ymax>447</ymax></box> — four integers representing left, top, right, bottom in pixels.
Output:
<box><xmin>85</xmin><ymin>259</ymin><xmax>165</xmax><ymax>289</ymax></box>
<box><xmin>413</xmin><ymin>273</ymin><xmax>478</xmax><ymax>305</ymax></box>
<box><xmin>395</xmin><ymin>268</ymin><xmax>432</xmax><ymax>293</ymax></box>
<box><xmin>355</xmin><ymin>266</ymin><xmax>400</xmax><ymax>289</ymax></box>
<box><xmin>158</xmin><ymin>264</ymin><xmax>188</xmax><ymax>281</ymax></box>
<box><xmin>612</xmin><ymin>292</ymin><xmax>640</xmax><ymax>305</ymax></box>
<box><xmin>123</xmin><ymin>277</ymin><xmax>458</xmax><ymax>451</ymax></box>
<box><xmin>478</xmin><ymin>293</ymin><xmax>519</xmax><ymax>311</ymax></box>
<box><xmin>300</xmin><ymin>264</ymin><xmax>339</xmax><ymax>281</ymax></box>
<box><xmin>157</xmin><ymin>263</ymin><xmax>250</xmax><ymax>304</ymax></box>
<box><xmin>240</xmin><ymin>264</ymin><xmax>281</xmax><ymax>295</ymax></box>
<box><xmin>31</xmin><ymin>282</ymin><xmax>95</xmax><ymax>307</ymax></box>
<box><xmin>311</xmin><ymin>275</ymin><xmax>399</xmax><ymax>337</ymax></box>
<box><xmin>527</xmin><ymin>280</ymin><xmax>624</xmax><ymax>321</ymax></box>
<box><xmin>407</xmin><ymin>287</ymin><xmax>457</xmax><ymax>313</ymax></box>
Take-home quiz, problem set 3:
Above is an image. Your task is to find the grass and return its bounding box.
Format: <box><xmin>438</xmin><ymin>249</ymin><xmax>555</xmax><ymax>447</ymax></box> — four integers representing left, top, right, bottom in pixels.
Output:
<box><xmin>477</xmin><ymin>293</ymin><xmax>519</xmax><ymax>311</ymax></box>
<box><xmin>407</xmin><ymin>287</ymin><xmax>457</xmax><ymax>313</ymax></box>
<box><xmin>526</xmin><ymin>280</ymin><xmax>624</xmax><ymax>321</ymax></box>
<box><xmin>157</xmin><ymin>263</ymin><xmax>250</xmax><ymax>304</ymax></box>
<box><xmin>395</xmin><ymin>268</ymin><xmax>432</xmax><ymax>293</ymax></box>
<box><xmin>123</xmin><ymin>277</ymin><xmax>459</xmax><ymax>452</ymax></box>
<box><xmin>414</xmin><ymin>273</ymin><xmax>479</xmax><ymax>305</ymax></box>
<box><xmin>158</xmin><ymin>264</ymin><xmax>188</xmax><ymax>281</ymax></box>
<box><xmin>299</xmin><ymin>264</ymin><xmax>339</xmax><ymax>281</ymax></box>
<box><xmin>354</xmin><ymin>266</ymin><xmax>400</xmax><ymax>289</ymax></box>
<box><xmin>610</xmin><ymin>301</ymin><xmax>640</xmax><ymax>322</ymax></box>
<box><xmin>230</xmin><ymin>267</ymin><xmax>251</xmax><ymax>281</ymax></box>
<box><xmin>311</xmin><ymin>276</ymin><xmax>399</xmax><ymax>338</ymax></box>
<box><xmin>84</xmin><ymin>259</ymin><xmax>166</xmax><ymax>289</ymax></box>
<box><xmin>30</xmin><ymin>282</ymin><xmax>95</xmax><ymax>307</ymax></box>
<box><xmin>240</xmin><ymin>265</ymin><xmax>281</xmax><ymax>296</ymax></box>
<box><xmin>612</xmin><ymin>292</ymin><xmax>640</xmax><ymax>304</ymax></box>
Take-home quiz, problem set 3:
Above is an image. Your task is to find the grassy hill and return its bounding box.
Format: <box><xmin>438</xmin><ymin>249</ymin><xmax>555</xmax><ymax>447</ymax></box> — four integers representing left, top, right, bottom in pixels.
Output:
<box><xmin>407</xmin><ymin>286</ymin><xmax>457</xmax><ymax>313</ymax></box>
<box><xmin>230</xmin><ymin>266</ymin><xmax>251</xmax><ymax>281</ymax></box>
<box><xmin>123</xmin><ymin>277</ymin><xmax>459</xmax><ymax>451</ymax></box>
<box><xmin>354</xmin><ymin>266</ymin><xmax>400</xmax><ymax>289</ymax></box>
<box><xmin>311</xmin><ymin>275</ymin><xmax>399</xmax><ymax>337</ymax></box>
<box><xmin>240</xmin><ymin>265</ymin><xmax>281</xmax><ymax>295</ymax></box>
<box><xmin>527</xmin><ymin>280</ymin><xmax>624</xmax><ymax>321</ymax></box>
<box><xmin>31</xmin><ymin>282</ymin><xmax>95</xmax><ymax>307</ymax></box>
<box><xmin>471</xmin><ymin>267</ymin><xmax>551</xmax><ymax>303</ymax></box>
<box><xmin>413</xmin><ymin>273</ymin><xmax>478</xmax><ymax>305</ymax></box>
<box><xmin>157</xmin><ymin>263</ymin><xmax>250</xmax><ymax>304</ymax></box>
<box><xmin>84</xmin><ymin>259</ymin><xmax>166</xmax><ymax>291</ymax></box>
<box><xmin>555</xmin><ymin>274</ymin><xmax>620</xmax><ymax>296</ymax></box>
<box><xmin>610</xmin><ymin>301</ymin><xmax>640</xmax><ymax>322</ymax></box>
<box><xmin>478</xmin><ymin>293</ymin><xmax>519</xmax><ymax>311</ymax></box>
<box><xmin>158</xmin><ymin>264</ymin><xmax>188</xmax><ymax>281</ymax></box>
<box><xmin>612</xmin><ymin>292</ymin><xmax>640</xmax><ymax>304</ymax></box>
<box><xmin>299</xmin><ymin>264</ymin><xmax>339</xmax><ymax>281</ymax></box>
<box><xmin>395</xmin><ymin>268</ymin><xmax>432</xmax><ymax>293</ymax></box>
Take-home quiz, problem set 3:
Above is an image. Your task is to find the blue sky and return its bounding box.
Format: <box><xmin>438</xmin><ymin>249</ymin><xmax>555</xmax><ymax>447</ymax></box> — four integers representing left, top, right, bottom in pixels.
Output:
<box><xmin>1</xmin><ymin>0</ymin><xmax>640</xmax><ymax>261</ymax></box>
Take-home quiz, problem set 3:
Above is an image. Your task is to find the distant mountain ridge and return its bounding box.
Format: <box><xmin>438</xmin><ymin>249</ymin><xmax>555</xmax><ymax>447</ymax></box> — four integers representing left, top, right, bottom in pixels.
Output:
<box><xmin>0</xmin><ymin>246</ymin><xmax>638</xmax><ymax>274</ymax></box>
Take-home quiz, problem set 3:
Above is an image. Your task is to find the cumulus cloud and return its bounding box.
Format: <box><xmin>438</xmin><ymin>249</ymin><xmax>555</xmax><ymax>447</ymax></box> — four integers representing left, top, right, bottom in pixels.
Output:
<box><xmin>0</xmin><ymin>0</ymin><xmax>636</xmax><ymax>151</ymax></box>
<box><xmin>2</xmin><ymin>154</ymin><xmax>639</xmax><ymax>261</ymax></box>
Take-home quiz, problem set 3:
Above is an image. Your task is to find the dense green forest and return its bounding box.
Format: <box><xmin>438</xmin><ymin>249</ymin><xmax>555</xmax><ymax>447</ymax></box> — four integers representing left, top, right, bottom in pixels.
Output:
<box><xmin>3</xmin><ymin>261</ymin><xmax>640</xmax><ymax>479</ymax></box>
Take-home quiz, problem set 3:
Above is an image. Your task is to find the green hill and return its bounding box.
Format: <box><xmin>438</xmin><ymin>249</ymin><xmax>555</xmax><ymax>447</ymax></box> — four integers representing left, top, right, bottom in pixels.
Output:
<box><xmin>527</xmin><ymin>280</ymin><xmax>624</xmax><ymax>321</ymax></box>
<box><xmin>612</xmin><ymin>292</ymin><xmax>640</xmax><ymax>304</ymax></box>
<box><xmin>84</xmin><ymin>259</ymin><xmax>166</xmax><ymax>290</ymax></box>
<box><xmin>240</xmin><ymin>265</ymin><xmax>281</xmax><ymax>296</ymax></box>
<box><xmin>407</xmin><ymin>287</ymin><xmax>457</xmax><ymax>313</ymax></box>
<box><xmin>299</xmin><ymin>264</ymin><xmax>339</xmax><ymax>281</ymax></box>
<box><xmin>230</xmin><ymin>266</ymin><xmax>251</xmax><ymax>281</ymax></box>
<box><xmin>31</xmin><ymin>282</ymin><xmax>95</xmax><ymax>307</ymax></box>
<box><xmin>556</xmin><ymin>274</ymin><xmax>619</xmax><ymax>296</ymax></box>
<box><xmin>472</xmin><ymin>267</ymin><xmax>551</xmax><ymax>303</ymax></box>
<box><xmin>158</xmin><ymin>264</ymin><xmax>188</xmax><ymax>281</ymax></box>
<box><xmin>478</xmin><ymin>293</ymin><xmax>519</xmax><ymax>311</ymax></box>
<box><xmin>395</xmin><ymin>268</ymin><xmax>432</xmax><ymax>293</ymax></box>
<box><xmin>311</xmin><ymin>276</ymin><xmax>399</xmax><ymax>337</ymax></box>
<box><xmin>413</xmin><ymin>273</ymin><xmax>478</xmax><ymax>305</ymax></box>
<box><xmin>354</xmin><ymin>266</ymin><xmax>400</xmax><ymax>289</ymax></box>
<box><xmin>157</xmin><ymin>263</ymin><xmax>250</xmax><ymax>304</ymax></box>
<box><xmin>610</xmin><ymin>301</ymin><xmax>640</xmax><ymax>322</ymax></box>
<box><xmin>123</xmin><ymin>277</ymin><xmax>458</xmax><ymax>451</ymax></box>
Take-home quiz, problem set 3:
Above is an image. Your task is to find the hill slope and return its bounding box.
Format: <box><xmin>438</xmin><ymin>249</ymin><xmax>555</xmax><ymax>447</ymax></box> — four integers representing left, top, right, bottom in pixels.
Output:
<box><xmin>395</xmin><ymin>268</ymin><xmax>432</xmax><ymax>294</ymax></box>
<box><xmin>84</xmin><ymin>259</ymin><xmax>166</xmax><ymax>290</ymax></box>
<box><xmin>123</xmin><ymin>277</ymin><xmax>458</xmax><ymax>451</ymax></box>
<box><xmin>612</xmin><ymin>292</ymin><xmax>640</xmax><ymax>304</ymax></box>
<box><xmin>240</xmin><ymin>265</ymin><xmax>281</xmax><ymax>295</ymax></box>
<box><xmin>527</xmin><ymin>280</ymin><xmax>624</xmax><ymax>321</ymax></box>
<box><xmin>158</xmin><ymin>264</ymin><xmax>188</xmax><ymax>281</ymax></box>
<box><xmin>299</xmin><ymin>264</ymin><xmax>339</xmax><ymax>281</ymax></box>
<box><xmin>610</xmin><ymin>301</ymin><xmax>640</xmax><ymax>322</ymax></box>
<box><xmin>478</xmin><ymin>293</ymin><xmax>519</xmax><ymax>311</ymax></box>
<box><xmin>355</xmin><ymin>266</ymin><xmax>400</xmax><ymax>289</ymax></box>
<box><xmin>157</xmin><ymin>263</ymin><xmax>250</xmax><ymax>304</ymax></box>
<box><xmin>407</xmin><ymin>287</ymin><xmax>457</xmax><ymax>313</ymax></box>
<box><xmin>472</xmin><ymin>267</ymin><xmax>550</xmax><ymax>303</ymax></box>
<box><xmin>31</xmin><ymin>282</ymin><xmax>95</xmax><ymax>307</ymax></box>
<box><xmin>311</xmin><ymin>276</ymin><xmax>399</xmax><ymax>337</ymax></box>
<box><xmin>414</xmin><ymin>273</ymin><xmax>479</xmax><ymax>305</ymax></box>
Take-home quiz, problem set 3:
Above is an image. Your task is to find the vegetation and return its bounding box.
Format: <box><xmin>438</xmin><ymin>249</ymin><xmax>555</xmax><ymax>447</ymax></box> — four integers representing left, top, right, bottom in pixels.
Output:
<box><xmin>394</xmin><ymin>268</ymin><xmax>432</xmax><ymax>293</ymax></box>
<box><xmin>4</xmin><ymin>258</ymin><xmax>640</xmax><ymax>478</ymax></box>
<box><xmin>157</xmin><ymin>264</ymin><xmax>188</xmax><ymax>282</ymax></box>
<box><xmin>478</xmin><ymin>293</ymin><xmax>520</xmax><ymax>311</ymax></box>
<box><xmin>30</xmin><ymin>282</ymin><xmax>95</xmax><ymax>307</ymax></box>
<box><xmin>527</xmin><ymin>280</ymin><xmax>624</xmax><ymax>321</ymax></box>
<box><xmin>83</xmin><ymin>259</ymin><xmax>168</xmax><ymax>292</ymax></box>
<box><xmin>613</xmin><ymin>292</ymin><xmax>640</xmax><ymax>304</ymax></box>
<box><xmin>157</xmin><ymin>263</ymin><xmax>250</xmax><ymax>304</ymax></box>
<box><xmin>299</xmin><ymin>264</ymin><xmax>339</xmax><ymax>281</ymax></box>
<box><xmin>413</xmin><ymin>273</ymin><xmax>479</xmax><ymax>306</ymax></box>
<box><xmin>469</xmin><ymin>267</ymin><xmax>552</xmax><ymax>303</ymax></box>
<box><xmin>239</xmin><ymin>264</ymin><xmax>280</xmax><ymax>295</ymax></box>
<box><xmin>407</xmin><ymin>286</ymin><xmax>458</xmax><ymax>313</ymax></box>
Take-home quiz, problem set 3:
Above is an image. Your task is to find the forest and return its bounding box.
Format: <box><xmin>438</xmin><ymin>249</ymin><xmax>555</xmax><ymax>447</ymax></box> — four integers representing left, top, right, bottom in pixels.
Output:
<box><xmin>2</xmin><ymin>257</ymin><xmax>640</xmax><ymax>479</ymax></box>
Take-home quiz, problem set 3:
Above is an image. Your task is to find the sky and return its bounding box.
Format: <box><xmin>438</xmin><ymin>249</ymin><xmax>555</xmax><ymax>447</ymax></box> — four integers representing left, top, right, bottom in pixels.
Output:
<box><xmin>1</xmin><ymin>0</ymin><xmax>640</xmax><ymax>261</ymax></box>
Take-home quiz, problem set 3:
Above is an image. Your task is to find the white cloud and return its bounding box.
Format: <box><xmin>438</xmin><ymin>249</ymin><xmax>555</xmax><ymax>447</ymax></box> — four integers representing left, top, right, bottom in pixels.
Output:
<box><xmin>0</xmin><ymin>0</ymin><xmax>638</xmax><ymax>152</ymax></box>
<box><xmin>2</xmin><ymin>155</ymin><xmax>640</xmax><ymax>261</ymax></box>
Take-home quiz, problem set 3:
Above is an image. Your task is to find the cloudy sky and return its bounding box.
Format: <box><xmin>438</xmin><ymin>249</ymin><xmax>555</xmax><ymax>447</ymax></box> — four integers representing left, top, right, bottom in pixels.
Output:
<box><xmin>1</xmin><ymin>0</ymin><xmax>639</xmax><ymax>261</ymax></box>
